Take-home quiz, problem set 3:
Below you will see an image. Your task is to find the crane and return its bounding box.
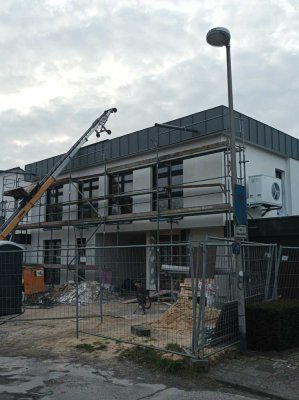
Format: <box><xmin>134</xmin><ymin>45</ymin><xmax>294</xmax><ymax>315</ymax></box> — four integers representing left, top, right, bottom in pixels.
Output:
<box><xmin>0</xmin><ymin>107</ymin><xmax>117</xmax><ymax>240</ymax></box>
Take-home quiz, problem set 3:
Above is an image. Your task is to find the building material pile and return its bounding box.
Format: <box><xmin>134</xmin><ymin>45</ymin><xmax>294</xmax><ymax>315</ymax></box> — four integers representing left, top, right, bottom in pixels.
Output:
<box><xmin>57</xmin><ymin>281</ymin><xmax>101</xmax><ymax>304</ymax></box>
<box><xmin>27</xmin><ymin>281</ymin><xmax>102</xmax><ymax>306</ymax></box>
<box><xmin>152</xmin><ymin>278</ymin><xmax>220</xmax><ymax>334</ymax></box>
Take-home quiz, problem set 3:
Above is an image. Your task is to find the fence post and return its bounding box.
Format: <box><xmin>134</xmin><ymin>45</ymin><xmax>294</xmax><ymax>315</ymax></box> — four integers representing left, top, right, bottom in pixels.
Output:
<box><xmin>273</xmin><ymin>245</ymin><xmax>282</xmax><ymax>299</ymax></box>
<box><xmin>264</xmin><ymin>246</ymin><xmax>273</xmax><ymax>300</ymax></box>
<box><xmin>237</xmin><ymin>243</ymin><xmax>246</xmax><ymax>351</ymax></box>
<box><xmin>191</xmin><ymin>244</ymin><xmax>199</xmax><ymax>355</ymax></box>
<box><xmin>75</xmin><ymin>248</ymin><xmax>79</xmax><ymax>339</ymax></box>
<box><xmin>198</xmin><ymin>242</ymin><xmax>207</xmax><ymax>349</ymax></box>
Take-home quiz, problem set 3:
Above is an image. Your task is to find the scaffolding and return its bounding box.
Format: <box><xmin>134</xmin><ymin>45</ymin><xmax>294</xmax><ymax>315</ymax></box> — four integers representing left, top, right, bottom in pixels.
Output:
<box><xmin>2</xmin><ymin>114</ymin><xmax>246</xmax><ymax>276</ymax></box>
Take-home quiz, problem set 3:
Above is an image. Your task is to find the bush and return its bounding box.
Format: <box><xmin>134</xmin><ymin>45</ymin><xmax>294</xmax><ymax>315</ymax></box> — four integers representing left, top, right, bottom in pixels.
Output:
<box><xmin>246</xmin><ymin>299</ymin><xmax>299</xmax><ymax>351</ymax></box>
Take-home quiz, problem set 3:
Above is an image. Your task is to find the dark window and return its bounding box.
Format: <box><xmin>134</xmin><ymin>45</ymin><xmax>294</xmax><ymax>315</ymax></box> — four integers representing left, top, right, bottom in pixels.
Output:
<box><xmin>275</xmin><ymin>169</ymin><xmax>283</xmax><ymax>180</ymax></box>
<box><xmin>153</xmin><ymin>161</ymin><xmax>183</xmax><ymax>211</ymax></box>
<box><xmin>76</xmin><ymin>238</ymin><xmax>86</xmax><ymax>282</ymax></box>
<box><xmin>44</xmin><ymin>239</ymin><xmax>61</xmax><ymax>285</ymax></box>
<box><xmin>160</xmin><ymin>233</ymin><xmax>182</xmax><ymax>265</ymax></box>
<box><xmin>44</xmin><ymin>239</ymin><xmax>61</xmax><ymax>264</ymax></box>
<box><xmin>78</xmin><ymin>178</ymin><xmax>99</xmax><ymax>219</ymax></box>
<box><xmin>109</xmin><ymin>172</ymin><xmax>133</xmax><ymax>215</ymax></box>
<box><xmin>159</xmin><ymin>232</ymin><xmax>186</xmax><ymax>291</ymax></box>
<box><xmin>46</xmin><ymin>185</ymin><xmax>63</xmax><ymax>222</ymax></box>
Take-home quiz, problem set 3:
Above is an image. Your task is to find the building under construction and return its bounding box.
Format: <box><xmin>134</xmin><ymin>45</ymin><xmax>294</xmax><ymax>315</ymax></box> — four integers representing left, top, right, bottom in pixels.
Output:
<box><xmin>2</xmin><ymin>105</ymin><xmax>299</xmax><ymax>289</ymax></box>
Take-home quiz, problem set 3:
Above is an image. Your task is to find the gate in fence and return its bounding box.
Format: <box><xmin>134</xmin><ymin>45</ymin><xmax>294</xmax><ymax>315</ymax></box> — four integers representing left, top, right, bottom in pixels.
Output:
<box><xmin>276</xmin><ymin>246</ymin><xmax>299</xmax><ymax>299</ymax></box>
<box><xmin>0</xmin><ymin>241</ymin><xmax>279</xmax><ymax>358</ymax></box>
<box><xmin>191</xmin><ymin>241</ymin><xmax>277</xmax><ymax>358</ymax></box>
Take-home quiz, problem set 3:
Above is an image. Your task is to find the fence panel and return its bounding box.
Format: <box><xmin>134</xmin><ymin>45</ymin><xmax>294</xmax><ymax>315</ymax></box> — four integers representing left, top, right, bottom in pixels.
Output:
<box><xmin>79</xmin><ymin>243</ymin><xmax>195</xmax><ymax>356</ymax></box>
<box><xmin>193</xmin><ymin>241</ymin><xmax>277</xmax><ymax>358</ymax></box>
<box><xmin>277</xmin><ymin>247</ymin><xmax>299</xmax><ymax>299</ymax></box>
<box><xmin>193</xmin><ymin>242</ymin><xmax>239</xmax><ymax>358</ymax></box>
<box><xmin>242</xmin><ymin>243</ymin><xmax>277</xmax><ymax>304</ymax></box>
<box><xmin>0</xmin><ymin>240</ymin><xmax>282</xmax><ymax>359</ymax></box>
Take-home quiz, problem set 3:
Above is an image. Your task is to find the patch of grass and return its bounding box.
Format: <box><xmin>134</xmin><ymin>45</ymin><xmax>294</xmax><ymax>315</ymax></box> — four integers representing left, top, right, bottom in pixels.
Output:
<box><xmin>119</xmin><ymin>346</ymin><xmax>189</xmax><ymax>374</ymax></box>
<box><xmin>76</xmin><ymin>342</ymin><xmax>108</xmax><ymax>353</ymax></box>
<box><xmin>165</xmin><ymin>343</ymin><xmax>183</xmax><ymax>353</ymax></box>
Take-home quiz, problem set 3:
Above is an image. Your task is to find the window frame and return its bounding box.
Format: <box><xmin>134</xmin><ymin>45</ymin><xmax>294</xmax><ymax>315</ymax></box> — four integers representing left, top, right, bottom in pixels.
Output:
<box><xmin>153</xmin><ymin>160</ymin><xmax>183</xmax><ymax>211</ymax></box>
<box><xmin>78</xmin><ymin>178</ymin><xmax>99</xmax><ymax>220</ymax></box>
<box><xmin>109</xmin><ymin>171</ymin><xmax>133</xmax><ymax>215</ymax></box>
<box><xmin>46</xmin><ymin>185</ymin><xmax>63</xmax><ymax>222</ymax></box>
<box><xmin>44</xmin><ymin>239</ymin><xmax>61</xmax><ymax>285</ymax></box>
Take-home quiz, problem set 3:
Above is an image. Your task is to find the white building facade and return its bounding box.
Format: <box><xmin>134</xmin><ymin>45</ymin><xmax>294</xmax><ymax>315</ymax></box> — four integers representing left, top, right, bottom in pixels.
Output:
<box><xmin>19</xmin><ymin>106</ymin><xmax>299</xmax><ymax>285</ymax></box>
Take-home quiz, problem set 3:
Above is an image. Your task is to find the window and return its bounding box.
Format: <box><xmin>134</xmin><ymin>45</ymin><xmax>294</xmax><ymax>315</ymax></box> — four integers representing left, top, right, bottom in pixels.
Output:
<box><xmin>46</xmin><ymin>185</ymin><xmax>63</xmax><ymax>222</ymax></box>
<box><xmin>109</xmin><ymin>172</ymin><xmax>133</xmax><ymax>215</ymax></box>
<box><xmin>153</xmin><ymin>161</ymin><xmax>183</xmax><ymax>211</ymax></box>
<box><xmin>78</xmin><ymin>178</ymin><xmax>99</xmax><ymax>219</ymax></box>
<box><xmin>44</xmin><ymin>239</ymin><xmax>61</xmax><ymax>285</ymax></box>
<box><xmin>275</xmin><ymin>169</ymin><xmax>283</xmax><ymax>180</ymax></box>
<box><xmin>76</xmin><ymin>238</ymin><xmax>86</xmax><ymax>282</ymax></box>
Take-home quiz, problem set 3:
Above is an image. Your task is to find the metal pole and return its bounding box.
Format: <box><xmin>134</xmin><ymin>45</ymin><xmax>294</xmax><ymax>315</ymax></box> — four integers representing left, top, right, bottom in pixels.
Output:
<box><xmin>75</xmin><ymin>248</ymin><xmax>79</xmax><ymax>339</ymax></box>
<box><xmin>226</xmin><ymin>44</ymin><xmax>237</xmax><ymax>189</ymax></box>
<box><xmin>226</xmin><ymin>44</ymin><xmax>247</xmax><ymax>351</ymax></box>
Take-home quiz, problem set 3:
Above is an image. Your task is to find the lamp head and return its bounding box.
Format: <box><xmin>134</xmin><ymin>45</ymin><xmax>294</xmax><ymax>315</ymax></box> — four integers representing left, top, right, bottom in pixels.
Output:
<box><xmin>206</xmin><ymin>27</ymin><xmax>231</xmax><ymax>47</ymax></box>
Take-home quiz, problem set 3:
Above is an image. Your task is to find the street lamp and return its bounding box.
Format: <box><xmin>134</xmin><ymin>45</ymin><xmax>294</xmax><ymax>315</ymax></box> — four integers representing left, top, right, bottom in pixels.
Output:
<box><xmin>206</xmin><ymin>27</ymin><xmax>246</xmax><ymax>351</ymax></box>
<box><xmin>206</xmin><ymin>27</ymin><xmax>237</xmax><ymax>206</ymax></box>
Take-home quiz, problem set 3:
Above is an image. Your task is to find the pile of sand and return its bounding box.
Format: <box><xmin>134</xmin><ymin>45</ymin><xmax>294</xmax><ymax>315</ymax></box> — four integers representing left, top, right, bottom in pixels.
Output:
<box><xmin>152</xmin><ymin>278</ymin><xmax>220</xmax><ymax>334</ymax></box>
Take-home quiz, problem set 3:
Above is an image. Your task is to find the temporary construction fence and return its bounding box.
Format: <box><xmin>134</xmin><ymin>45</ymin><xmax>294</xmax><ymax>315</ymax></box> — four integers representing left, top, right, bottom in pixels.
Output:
<box><xmin>0</xmin><ymin>241</ymin><xmax>280</xmax><ymax>358</ymax></box>
<box><xmin>191</xmin><ymin>241</ymin><xmax>277</xmax><ymax>357</ymax></box>
<box><xmin>276</xmin><ymin>246</ymin><xmax>299</xmax><ymax>299</ymax></box>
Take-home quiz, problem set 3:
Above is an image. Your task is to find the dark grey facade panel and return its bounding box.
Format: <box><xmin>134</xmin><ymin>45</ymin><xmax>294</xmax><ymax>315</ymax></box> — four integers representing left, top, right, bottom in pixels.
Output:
<box><xmin>148</xmin><ymin>126</ymin><xmax>157</xmax><ymax>149</ymax></box>
<box><xmin>257</xmin><ymin>122</ymin><xmax>265</xmax><ymax>146</ymax></box>
<box><xmin>93</xmin><ymin>142</ymin><xmax>104</xmax><ymax>163</ymax></box>
<box><xmin>181</xmin><ymin>115</ymin><xmax>193</xmax><ymax>140</ymax></box>
<box><xmin>285</xmin><ymin>135</ymin><xmax>292</xmax><ymax>157</ymax></box>
<box><xmin>159</xmin><ymin>128</ymin><xmax>170</xmax><ymax>146</ymax></box>
<box><xmin>279</xmin><ymin>131</ymin><xmax>286</xmax><ymax>155</ymax></box>
<box><xmin>105</xmin><ymin>140</ymin><xmax>112</xmax><ymax>159</ymax></box>
<box><xmin>24</xmin><ymin>105</ymin><xmax>299</xmax><ymax>178</ymax></box>
<box><xmin>239</xmin><ymin>115</ymin><xmax>249</xmax><ymax>140</ymax></box>
<box><xmin>168</xmin><ymin>118</ymin><xmax>181</xmax><ymax>127</ymax></box>
<box><xmin>169</xmin><ymin>126</ymin><xmax>181</xmax><ymax>145</ymax></box>
<box><xmin>129</xmin><ymin>132</ymin><xmax>138</xmax><ymax>154</ymax></box>
<box><xmin>71</xmin><ymin>154</ymin><xmax>80</xmax><ymax>171</ymax></box>
<box><xmin>192</xmin><ymin>111</ymin><xmax>207</xmax><ymax>137</ymax></box>
<box><xmin>166</xmin><ymin>118</ymin><xmax>183</xmax><ymax>144</ymax></box>
<box><xmin>234</xmin><ymin>112</ymin><xmax>241</xmax><ymax>138</ymax></box>
<box><xmin>272</xmin><ymin>129</ymin><xmax>279</xmax><ymax>152</ymax></box>
<box><xmin>206</xmin><ymin>106</ymin><xmax>225</xmax><ymax>134</ymax></box>
<box><xmin>249</xmin><ymin>119</ymin><xmax>257</xmax><ymax>144</ymax></box>
<box><xmin>138</xmin><ymin>129</ymin><xmax>148</xmax><ymax>152</ymax></box>
<box><xmin>120</xmin><ymin>135</ymin><xmax>129</xmax><ymax>157</ymax></box>
<box><xmin>265</xmin><ymin>125</ymin><xmax>272</xmax><ymax>148</ymax></box>
<box><xmin>293</xmin><ymin>137</ymin><xmax>299</xmax><ymax>159</ymax></box>
<box><xmin>79</xmin><ymin>146</ymin><xmax>88</xmax><ymax>168</ymax></box>
<box><xmin>222</xmin><ymin>108</ymin><xmax>228</xmax><ymax>131</ymax></box>
<box><xmin>111</xmin><ymin>137</ymin><xmax>120</xmax><ymax>158</ymax></box>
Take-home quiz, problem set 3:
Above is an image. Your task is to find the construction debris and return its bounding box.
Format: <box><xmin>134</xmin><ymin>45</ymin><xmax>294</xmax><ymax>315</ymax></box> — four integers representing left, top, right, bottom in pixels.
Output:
<box><xmin>152</xmin><ymin>278</ymin><xmax>220</xmax><ymax>334</ymax></box>
<box><xmin>26</xmin><ymin>281</ymin><xmax>103</xmax><ymax>306</ymax></box>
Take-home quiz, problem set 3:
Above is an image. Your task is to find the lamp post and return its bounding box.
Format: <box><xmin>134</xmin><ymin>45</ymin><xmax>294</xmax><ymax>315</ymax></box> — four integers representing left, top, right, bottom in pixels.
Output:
<box><xmin>206</xmin><ymin>27</ymin><xmax>247</xmax><ymax>350</ymax></box>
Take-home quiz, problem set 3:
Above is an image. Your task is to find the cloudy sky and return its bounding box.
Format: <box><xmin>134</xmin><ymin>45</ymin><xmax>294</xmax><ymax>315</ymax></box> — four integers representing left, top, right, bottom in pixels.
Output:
<box><xmin>0</xmin><ymin>0</ymin><xmax>298</xmax><ymax>170</ymax></box>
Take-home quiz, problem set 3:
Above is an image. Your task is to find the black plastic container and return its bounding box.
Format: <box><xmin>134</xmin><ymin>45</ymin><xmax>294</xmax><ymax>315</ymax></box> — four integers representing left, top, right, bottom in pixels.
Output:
<box><xmin>0</xmin><ymin>241</ymin><xmax>23</xmax><ymax>316</ymax></box>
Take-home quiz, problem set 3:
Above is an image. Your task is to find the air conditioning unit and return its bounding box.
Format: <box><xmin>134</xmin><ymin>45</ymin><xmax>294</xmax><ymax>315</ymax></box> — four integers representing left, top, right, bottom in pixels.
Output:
<box><xmin>247</xmin><ymin>175</ymin><xmax>282</xmax><ymax>207</ymax></box>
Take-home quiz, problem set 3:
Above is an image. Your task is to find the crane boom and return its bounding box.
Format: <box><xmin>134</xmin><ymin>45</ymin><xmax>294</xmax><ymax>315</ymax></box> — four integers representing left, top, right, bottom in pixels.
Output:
<box><xmin>0</xmin><ymin>107</ymin><xmax>117</xmax><ymax>240</ymax></box>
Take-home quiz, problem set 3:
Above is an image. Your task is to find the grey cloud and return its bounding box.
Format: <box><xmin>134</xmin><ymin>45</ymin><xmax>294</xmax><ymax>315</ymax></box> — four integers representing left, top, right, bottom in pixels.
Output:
<box><xmin>0</xmin><ymin>0</ymin><xmax>299</xmax><ymax>169</ymax></box>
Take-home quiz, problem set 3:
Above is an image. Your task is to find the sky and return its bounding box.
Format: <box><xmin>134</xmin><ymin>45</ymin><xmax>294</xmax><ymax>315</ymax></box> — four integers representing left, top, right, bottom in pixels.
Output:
<box><xmin>0</xmin><ymin>0</ymin><xmax>299</xmax><ymax>170</ymax></box>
